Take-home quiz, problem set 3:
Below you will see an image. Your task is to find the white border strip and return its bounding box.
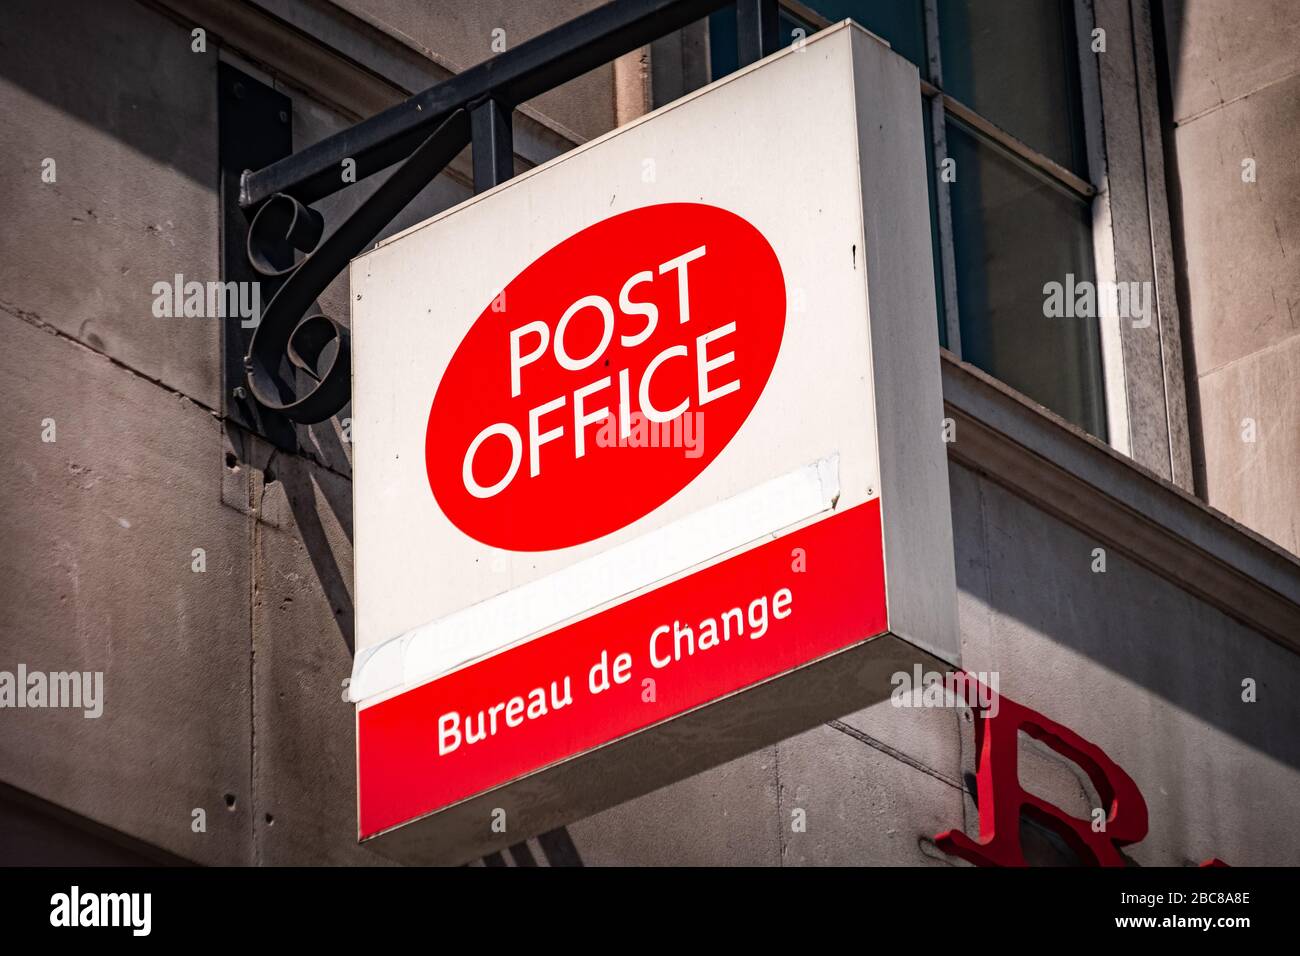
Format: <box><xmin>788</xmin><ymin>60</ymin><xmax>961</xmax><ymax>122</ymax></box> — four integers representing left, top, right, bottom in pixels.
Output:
<box><xmin>350</xmin><ymin>456</ymin><xmax>841</xmax><ymax>704</ymax></box>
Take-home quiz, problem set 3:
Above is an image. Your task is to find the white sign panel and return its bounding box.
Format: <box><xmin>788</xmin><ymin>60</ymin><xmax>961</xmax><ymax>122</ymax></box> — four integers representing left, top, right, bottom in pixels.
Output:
<box><xmin>350</xmin><ymin>22</ymin><xmax>958</xmax><ymax>863</ymax></box>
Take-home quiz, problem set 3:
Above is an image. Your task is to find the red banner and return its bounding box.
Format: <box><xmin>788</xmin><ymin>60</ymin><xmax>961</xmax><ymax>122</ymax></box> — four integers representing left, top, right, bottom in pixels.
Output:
<box><xmin>357</xmin><ymin>498</ymin><xmax>888</xmax><ymax>838</ymax></box>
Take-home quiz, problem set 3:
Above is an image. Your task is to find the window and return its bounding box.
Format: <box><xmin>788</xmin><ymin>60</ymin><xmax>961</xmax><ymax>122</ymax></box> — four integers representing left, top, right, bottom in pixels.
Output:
<box><xmin>708</xmin><ymin>0</ymin><xmax>1107</xmax><ymax>438</ymax></box>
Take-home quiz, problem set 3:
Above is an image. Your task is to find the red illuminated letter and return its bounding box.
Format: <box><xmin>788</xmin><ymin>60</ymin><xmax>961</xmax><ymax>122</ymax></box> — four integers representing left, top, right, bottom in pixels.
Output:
<box><xmin>935</xmin><ymin>675</ymin><xmax>1148</xmax><ymax>867</ymax></box>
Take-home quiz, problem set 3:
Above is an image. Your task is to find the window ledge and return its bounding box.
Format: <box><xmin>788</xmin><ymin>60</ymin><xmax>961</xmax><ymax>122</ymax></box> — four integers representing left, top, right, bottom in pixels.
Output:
<box><xmin>941</xmin><ymin>349</ymin><xmax>1300</xmax><ymax>654</ymax></box>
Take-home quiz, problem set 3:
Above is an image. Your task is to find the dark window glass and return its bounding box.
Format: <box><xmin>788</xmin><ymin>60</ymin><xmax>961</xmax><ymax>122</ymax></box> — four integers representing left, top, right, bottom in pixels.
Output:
<box><xmin>705</xmin><ymin>3</ymin><xmax>1104</xmax><ymax>438</ymax></box>
<box><xmin>922</xmin><ymin>103</ymin><xmax>947</xmax><ymax>348</ymax></box>
<box><xmin>709</xmin><ymin>1</ymin><xmax>924</xmax><ymax>76</ymax></box>
<box><xmin>712</xmin><ymin>2</ymin><xmax>925</xmax><ymax>75</ymax></box>
<box><xmin>937</xmin><ymin>0</ymin><xmax>1088</xmax><ymax>174</ymax></box>
<box><xmin>800</xmin><ymin>0</ymin><xmax>927</xmax><ymax>66</ymax></box>
<box><xmin>707</xmin><ymin>6</ymin><xmax>813</xmax><ymax>79</ymax></box>
<box><xmin>946</xmin><ymin>120</ymin><xmax>1105</xmax><ymax>436</ymax></box>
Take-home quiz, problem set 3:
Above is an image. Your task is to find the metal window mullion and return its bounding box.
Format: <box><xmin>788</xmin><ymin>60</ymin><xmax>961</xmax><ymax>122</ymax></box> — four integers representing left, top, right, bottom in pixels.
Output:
<box><xmin>1073</xmin><ymin>0</ymin><xmax>1129</xmax><ymax>453</ymax></box>
<box><xmin>929</xmin><ymin>99</ymin><xmax>963</xmax><ymax>358</ymax></box>
<box><xmin>940</xmin><ymin>94</ymin><xmax>1096</xmax><ymax>199</ymax></box>
<box><xmin>735</xmin><ymin>0</ymin><xmax>781</xmax><ymax>66</ymax></box>
<box><xmin>923</xmin><ymin>0</ymin><xmax>962</xmax><ymax>357</ymax></box>
<box><xmin>923</xmin><ymin>0</ymin><xmax>1095</xmax><ymax>202</ymax></box>
<box><xmin>922</xmin><ymin>0</ymin><xmax>943</xmax><ymax>87</ymax></box>
<box><xmin>1073</xmin><ymin>0</ymin><xmax>1110</xmax><ymax>193</ymax></box>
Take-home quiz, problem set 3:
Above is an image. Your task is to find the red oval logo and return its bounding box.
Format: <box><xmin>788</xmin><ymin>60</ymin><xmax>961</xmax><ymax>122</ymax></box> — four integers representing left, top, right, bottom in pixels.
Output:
<box><xmin>425</xmin><ymin>202</ymin><xmax>785</xmax><ymax>551</ymax></box>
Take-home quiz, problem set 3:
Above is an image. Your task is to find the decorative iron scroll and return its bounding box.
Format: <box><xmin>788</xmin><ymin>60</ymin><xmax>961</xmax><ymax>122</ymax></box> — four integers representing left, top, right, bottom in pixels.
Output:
<box><xmin>234</xmin><ymin>0</ymin><xmax>775</xmax><ymax>425</ymax></box>
<box><xmin>241</xmin><ymin>110</ymin><xmax>471</xmax><ymax>423</ymax></box>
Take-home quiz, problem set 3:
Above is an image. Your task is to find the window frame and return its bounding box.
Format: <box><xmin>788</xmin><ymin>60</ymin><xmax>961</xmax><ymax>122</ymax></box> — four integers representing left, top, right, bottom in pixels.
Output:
<box><xmin>698</xmin><ymin>0</ymin><xmax>1193</xmax><ymax>487</ymax></box>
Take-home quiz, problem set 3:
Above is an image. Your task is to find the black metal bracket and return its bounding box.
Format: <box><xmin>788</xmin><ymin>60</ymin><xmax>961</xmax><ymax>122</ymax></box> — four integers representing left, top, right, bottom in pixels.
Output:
<box><xmin>218</xmin><ymin>63</ymin><xmax>297</xmax><ymax>448</ymax></box>
<box><xmin>221</xmin><ymin>0</ymin><xmax>778</xmax><ymax>437</ymax></box>
<box><xmin>470</xmin><ymin>97</ymin><xmax>515</xmax><ymax>192</ymax></box>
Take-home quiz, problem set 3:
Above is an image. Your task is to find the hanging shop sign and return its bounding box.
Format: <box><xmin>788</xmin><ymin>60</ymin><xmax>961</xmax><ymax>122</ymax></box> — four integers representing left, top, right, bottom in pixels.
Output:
<box><xmin>349</xmin><ymin>22</ymin><xmax>959</xmax><ymax>864</ymax></box>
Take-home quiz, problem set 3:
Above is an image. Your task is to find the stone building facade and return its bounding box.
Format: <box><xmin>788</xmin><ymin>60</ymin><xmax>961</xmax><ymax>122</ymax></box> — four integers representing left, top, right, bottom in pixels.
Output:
<box><xmin>1</xmin><ymin>0</ymin><xmax>1297</xmax><ymax>866</ymax></box>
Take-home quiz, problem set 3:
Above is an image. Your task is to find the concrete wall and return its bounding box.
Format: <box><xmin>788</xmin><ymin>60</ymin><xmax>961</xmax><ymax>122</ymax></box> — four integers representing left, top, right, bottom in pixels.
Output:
<box><xmin>562</xmin><ymin>461</ymin><xmax>1300</xmax><ymax>867</ymax></box>
<box><xmin>1</xmin><ymin>0</ymin><xmax>1298</xmax><ymax>866</ymax></box>
<box><xmin>0</xmin><ymin>0</ymin><xmax>477</xmax><ymax>866</ymax></box>
<box><xmin>329</xmin><ymin>0</ymin><xmax>616</xmax><ymax>140</ymax></box>
<box><xmin>1159</xmin><ymin>0</ymin><xmax>1300</xmax><ymax>556</ymax></box>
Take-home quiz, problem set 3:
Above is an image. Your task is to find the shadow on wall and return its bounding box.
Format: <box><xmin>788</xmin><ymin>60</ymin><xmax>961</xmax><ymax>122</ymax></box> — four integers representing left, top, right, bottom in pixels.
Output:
<box><xmin>0</xmin><ymin>0</ymin><xmax>217</xmax><ymax>188</ymax></box>
<box><xmin>277</xmin><ymin>448</ymin><xmax>355</xmax><ymax>654</ymax></box>
<box><xmin>952</xmin><ymin>464</ymin><xmax>1300</xmax><ymax>781</ymax></box>
<box><xmin>0</xmin><ymin>781</ymin><xmax>193</xmax><ymax>866</ymax></box>
<box><xmin>229</xmin><ymin>428</ymin><xmax>356</xmax><ymax>656</ymax></box>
